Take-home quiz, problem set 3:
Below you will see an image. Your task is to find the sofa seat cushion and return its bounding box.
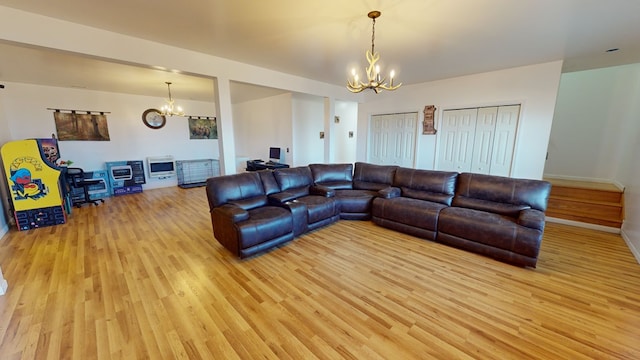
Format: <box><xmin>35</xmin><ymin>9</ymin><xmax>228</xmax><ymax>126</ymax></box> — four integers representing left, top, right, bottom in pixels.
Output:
<box><xmin>334</xmin><ymin>189</ymin><xmax>378</xmax><ymax>213</ymax></box>
<box><xmin>438</xmin><ymin>207</ymin><xmax>542</xmax><ymax>258</ymax></box>
<box><xmin>294</xmin><ymin>195</ymin><xmax>338</xmax><ymax>224</ymax></box>
<box><xmin>238</xmin><ymin>206</ymin><xmax>293</xmax><ymax>249</ymax></box>
<box><xmin>372</xmin><ymin>197</ymin><xmax>448</xmax><ymax>232</ymax></box>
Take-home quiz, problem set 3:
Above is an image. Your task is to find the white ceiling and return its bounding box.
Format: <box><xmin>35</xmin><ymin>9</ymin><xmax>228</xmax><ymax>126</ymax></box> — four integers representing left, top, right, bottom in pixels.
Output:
<box><xmin>1</xmin><ymin>0</ymin><xmax>640</xmax><ymax>101</ymax></box>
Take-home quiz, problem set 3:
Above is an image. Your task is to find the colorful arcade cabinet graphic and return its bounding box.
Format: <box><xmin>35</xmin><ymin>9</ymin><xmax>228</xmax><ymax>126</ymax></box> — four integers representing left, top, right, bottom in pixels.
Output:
<box><xmin>1</xmin><ymin>139</ymin><xmax>67</xmax><ymax>230</ymax></box>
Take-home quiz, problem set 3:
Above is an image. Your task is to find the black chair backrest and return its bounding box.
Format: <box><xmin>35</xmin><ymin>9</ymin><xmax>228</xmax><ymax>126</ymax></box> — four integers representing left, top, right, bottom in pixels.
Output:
<box><xmin>65</xmin><ymin>167</ymin><xmax>85</xmax><ymax>187</ymax></box>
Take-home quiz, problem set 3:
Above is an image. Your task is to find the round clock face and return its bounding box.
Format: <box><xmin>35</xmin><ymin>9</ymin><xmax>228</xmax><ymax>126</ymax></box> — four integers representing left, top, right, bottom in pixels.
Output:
<box><xmin>142</xmin><ymin>109</ymin><xmax>166</xmax><ymax>129</ymax></box>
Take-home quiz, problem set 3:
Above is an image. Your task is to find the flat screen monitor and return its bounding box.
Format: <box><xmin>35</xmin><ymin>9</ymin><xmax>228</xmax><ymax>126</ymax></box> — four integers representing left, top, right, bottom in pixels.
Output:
<box><xmin>269</xmin><ymin>147</ymin><xmax>281</xmax><ymax>161</ymax></box>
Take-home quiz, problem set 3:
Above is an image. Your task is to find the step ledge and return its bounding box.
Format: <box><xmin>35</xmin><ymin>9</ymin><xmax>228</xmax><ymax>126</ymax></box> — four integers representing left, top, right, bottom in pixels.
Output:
<box><xmin>543</xmin><ymin>174</ymin><xmax>625</xmax><ymax>191</ymax></box>
<box><xmin>545</xmin><ymin>214</ymin><xmax>623</xmax><ymax>225</ymax></box>
<box><xmin>548</xmin><ymin>196</ymin><xmax>623</xmax><ymax>207</ymax></box>
<box><xmin>546</xmin><ymin>217</ymin><xmax>621</xmax><ymax>234</ymax></box>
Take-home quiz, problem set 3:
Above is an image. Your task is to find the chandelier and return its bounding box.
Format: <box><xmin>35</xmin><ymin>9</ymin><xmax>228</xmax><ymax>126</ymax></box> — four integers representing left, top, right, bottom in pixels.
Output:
<box><xmin>347</xmin><ymin>11</ymin><xmax>401</xmax><ymax>94</ymax></box>
<box><xmin>160</xmin><ymin>82</ymin><xmax>185</xmax><ymax>117</ymax></box>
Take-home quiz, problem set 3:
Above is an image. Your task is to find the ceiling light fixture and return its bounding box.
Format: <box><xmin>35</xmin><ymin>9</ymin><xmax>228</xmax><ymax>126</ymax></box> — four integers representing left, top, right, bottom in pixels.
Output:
<box><xmin>160</xmin><ymin>81</ymin><xmax>185</xmax><ymax>117</ymax></box>
<box><xmin>347</xmin><ymin>10</ymin><xmax>401</xmax><ymax>94</ymax></box>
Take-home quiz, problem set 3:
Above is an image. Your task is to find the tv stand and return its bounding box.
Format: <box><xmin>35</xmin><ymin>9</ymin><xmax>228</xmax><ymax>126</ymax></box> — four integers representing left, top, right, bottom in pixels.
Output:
<box><xmin>246</xmin><ymin>160</ymin><xmax>289</xmax><ymax>171</ymax></box>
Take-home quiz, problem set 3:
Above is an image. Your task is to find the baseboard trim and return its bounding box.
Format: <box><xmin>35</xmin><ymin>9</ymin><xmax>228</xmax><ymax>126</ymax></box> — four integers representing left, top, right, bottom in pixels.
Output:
<box><xmin>0</xmin><ymin>224</ymin><xmax>9</xmax><ymax>296</ymax></box>
<box><xmin>0</xmin><ymin>278</ymin><xmax>7</xmax><ymax>296</ymax></box>
<box><xmin>546</xmin><ymin>216</ymin><xmax>621</xmax><ymax>234</ymax></box>
<box><xmin>0</xmin><ymin>223</ymin><xmax>8</xmax><ymax>240</ymax></box>
<box><xmin>621</xmin><ymin>229</ymin><xmax>640</xmax><ymax>265</ymax></box>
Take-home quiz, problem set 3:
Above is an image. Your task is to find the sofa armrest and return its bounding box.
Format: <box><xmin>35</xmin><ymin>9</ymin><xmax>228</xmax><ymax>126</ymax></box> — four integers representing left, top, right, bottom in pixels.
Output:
<box><xmin>311</xmin><ymin>185</ymin><xmax>336</xmax><ymax>197</ymax></box>
<box><xmin>268</xmin><ymin>191</ymin><xmax>300</xmax><ymax>204</ymax></box>
<box><xmin>213</xmin><ymin>204</ymin><xmax>250</xmax><ymax>222</ymax></box>
<box><xmin>378</xmin><ymin>186</ymin><xmax>401</xmax><ymax>199</ymax></box>
<box><xmin>518</xmin><ymin>209</ymin><xmax>546</xmax><ymax>231</ymax></box>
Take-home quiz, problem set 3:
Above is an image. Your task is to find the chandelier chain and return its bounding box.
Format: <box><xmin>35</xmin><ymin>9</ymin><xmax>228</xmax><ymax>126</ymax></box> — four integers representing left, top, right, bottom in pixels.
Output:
<box><xmin>371</xmin><ymin>17</ymin><xmax>376</xmax><ymax>54</ymax></box>
<box><xmin>166</xmin><ymin>82</ymin><xmax>173</xmax><ymax>101</ymax></box>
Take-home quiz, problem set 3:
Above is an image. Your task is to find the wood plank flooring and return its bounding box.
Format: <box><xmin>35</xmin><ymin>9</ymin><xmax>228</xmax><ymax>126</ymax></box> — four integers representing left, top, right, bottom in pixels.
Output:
<box><xmin>0</xmin><ymin>186</ymin><xmax>639</xmax><ymax>359</ymax></box>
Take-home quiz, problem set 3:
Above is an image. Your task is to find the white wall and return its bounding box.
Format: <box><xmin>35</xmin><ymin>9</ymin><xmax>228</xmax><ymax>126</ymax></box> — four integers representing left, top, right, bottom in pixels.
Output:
<box><xmin>1</xmin><ymin>82</ymin><xmax>219</xmax><ymax>189</ymax></box>
<box><xmin>0</xmin><ymin>87</ymin><xmax>11</xmax><ymax>238</ymax></box>
<box><xmin>292</xmin><ymin>94</ymin><xmax>325</xmax><ymax>166</ymax></box>
<box><xmin>333</xmin><ymin>101</ymin><xmax>358</xmax><ymax>164</ymax></box>
<box><xmin>232</xmin><ymin>94</ymin><xmax>357</xmax><ymax>168</ymax></box>
<box><xmin>356</xmin><ymin>61</ymin><xmax>564</xmax><ymax>180</ymax></box>
<box><xmin>545</xmin><ymin>64</ymin><xmax>640</xmax><ymax>181</ymax></box>
<box><xmin>232</xmin><ymin>93</ymin><xmax>293</xmax><ymax>166</ymax></box>
<box><xmin>545</xmin><ymin>63</ymin><xmax>640</xmax><ymax>262</ymax></box>
<box><xmin>0</xmin><ymin>85</ymin><xmax>10</xmax><ymax>295</ymax></box>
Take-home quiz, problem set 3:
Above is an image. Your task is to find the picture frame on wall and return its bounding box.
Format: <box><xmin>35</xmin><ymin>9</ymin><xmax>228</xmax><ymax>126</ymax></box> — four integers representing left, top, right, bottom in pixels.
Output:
<box><xmin>422</xmin><ymin>105</ymin><xmax>437</xmax><ymax>135</ymax></box>
<box><xmin>188</xmin><ymin>116</ymin><xmax>217</xmax><ymax>140</ymax></box>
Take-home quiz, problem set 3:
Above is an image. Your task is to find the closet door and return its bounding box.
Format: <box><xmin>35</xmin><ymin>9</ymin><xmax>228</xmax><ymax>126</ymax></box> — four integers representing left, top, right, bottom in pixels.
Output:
<box><xmin>437</xmin><ymin>105</ymin><xmax>520</xmax><ymax>176</ymax></box>
<box><xmin>489</xmin><ymin>105</ymin><xmax>520</xmax><ymax>176</ymax></box>
<box><xmin>470</xmin><ymin>107</ymin><xmax>498</xmax><ymax>174</ymax></box>
<box><xmin>369</xmin><ymin>112</ymin><xmax>417</xmax><ymax>167</ymax></box>
<box><xmin>437</xmin><ymin>108</ymin><xmax>477</xmax><ymax>172</ymax></box>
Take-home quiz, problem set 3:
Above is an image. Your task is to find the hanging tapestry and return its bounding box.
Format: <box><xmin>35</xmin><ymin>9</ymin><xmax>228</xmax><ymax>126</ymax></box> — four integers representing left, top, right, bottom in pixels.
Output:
<box><xmin>54</xmin><ymin>112</ymin><xmax>110</xmax><ymax>141</ymax></box>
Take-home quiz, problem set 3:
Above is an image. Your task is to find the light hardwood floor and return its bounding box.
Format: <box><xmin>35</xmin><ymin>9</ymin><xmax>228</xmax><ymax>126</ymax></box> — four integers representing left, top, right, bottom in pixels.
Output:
<box><xmin>0</xmin><ymin>186</ymin><xmax>639</xmax><ymax>359</ymax></box>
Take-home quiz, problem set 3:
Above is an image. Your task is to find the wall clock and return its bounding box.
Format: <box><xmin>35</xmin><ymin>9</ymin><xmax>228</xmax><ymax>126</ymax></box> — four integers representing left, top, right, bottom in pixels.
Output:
<box><xmin>142</xmin><ymin>108</ymin><xmax>166</xmax><ymax>129</ymax></box>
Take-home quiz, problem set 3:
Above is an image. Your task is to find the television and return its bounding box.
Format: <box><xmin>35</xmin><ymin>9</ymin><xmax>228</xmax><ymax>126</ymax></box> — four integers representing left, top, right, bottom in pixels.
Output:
<box><xmin>147</xmin><ymin>156</ymin><xmax>176</xmax><ymax>178</ymax></box>
<box><xmin>269</xmin><ymin>147</ymin><xmax>281</xmax><ymax>162</ymax></box>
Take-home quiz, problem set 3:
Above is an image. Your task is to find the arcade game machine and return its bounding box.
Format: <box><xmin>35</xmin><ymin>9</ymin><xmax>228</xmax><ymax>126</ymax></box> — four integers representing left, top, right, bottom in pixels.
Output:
<box><xmin>1</xmin><ymin>138</ymin><xmax>67</xmax><ymax>230</ymax></box>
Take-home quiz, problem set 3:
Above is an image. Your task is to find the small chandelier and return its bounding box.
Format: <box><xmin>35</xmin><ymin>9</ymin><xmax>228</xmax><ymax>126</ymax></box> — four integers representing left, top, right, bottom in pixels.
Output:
<box><xmin>160</xmin><ymin>82</ymin><xmax>185</xmax><ymax>117</ymax></box>
<box><xmin>347</xmin><ymin>11</ymin><xmax>401</xmax><ymax>94</ymax></box>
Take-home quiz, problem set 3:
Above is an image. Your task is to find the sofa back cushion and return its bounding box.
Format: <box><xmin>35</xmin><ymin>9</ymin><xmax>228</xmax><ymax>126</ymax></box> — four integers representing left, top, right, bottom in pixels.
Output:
<box><xmin>453</xmin><ymin>173</ymin><xmax>552</xmax><ymax>215</ymax></box>
<box><xmin>353</xmin><ymin>162</ymin><xmax>398</xmax><ymax>190</ymax></box>
<box><xmin>394</xmin><ymin>167</ymin><xmax>458</xmax><ymax>205</ymax></box>
<box><xmin>274</xmin><ymin>166</ymin><xmax>314</xmax><ymax>193</ymax></box>
<box><xmin>257</xmin><ymin>170</ymin><xmax>281</xmax><ymax>195</ymax></box>
<box><xmin>206</xmin><ymin>172</ymin><xmax>268</xmax><ymax>210</ymax></box>
<box><xmin>309</xmin><ymin>163</ymin><xmax>354</xmax><ymax>190</ymax></box>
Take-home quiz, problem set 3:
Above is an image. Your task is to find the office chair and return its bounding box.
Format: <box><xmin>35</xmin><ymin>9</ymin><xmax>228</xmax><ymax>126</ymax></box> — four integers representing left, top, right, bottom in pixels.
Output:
<box><xmin>65</xmin><ymin>167</ymin><xmax>104</xmax><ymax>207</ymax></box>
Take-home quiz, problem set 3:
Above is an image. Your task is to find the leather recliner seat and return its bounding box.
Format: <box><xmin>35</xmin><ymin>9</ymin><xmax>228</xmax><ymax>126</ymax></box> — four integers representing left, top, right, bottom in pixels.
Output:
<box><xmin>270</xmin><ymin>166</ymin><xmax>340</xmax><ymax>233</ymax></box>
<box><xmin>309</xmin><ymin>162</ymin><xmax>397</xmax><ymax>220</ymax></box>
<box><xmin>372</xmin><ymin>167</ymin><xmax>458</xmax><ymax>240</ymax></box>
<box><xmin>206</xmin><ymin>171</ymin><xmax>294</xmax><ymax>258</ymax></box>
<box><xmin>437</xmin><ymin>173</ymin><xmax>551</xmax><ymax>267</ymax></box>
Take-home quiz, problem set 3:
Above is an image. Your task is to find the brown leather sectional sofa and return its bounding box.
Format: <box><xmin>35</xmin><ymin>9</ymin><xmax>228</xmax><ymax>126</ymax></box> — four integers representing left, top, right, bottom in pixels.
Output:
<box><xmin>205</xmin><ymin>162</ymin><xmax>551</xmax><ymax>267</ymax></box>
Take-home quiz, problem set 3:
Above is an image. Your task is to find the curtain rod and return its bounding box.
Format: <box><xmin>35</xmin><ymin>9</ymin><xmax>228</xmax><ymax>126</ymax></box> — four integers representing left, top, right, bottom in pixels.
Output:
<box><xmin>187</xmin><ymin>115</ymin><xmax>216</xmax><ymax>120</ymax></box>
<box><xmin>47</xmin><ymin>108</ymin><xmax>111</xmax><ymax>114</ymax></box>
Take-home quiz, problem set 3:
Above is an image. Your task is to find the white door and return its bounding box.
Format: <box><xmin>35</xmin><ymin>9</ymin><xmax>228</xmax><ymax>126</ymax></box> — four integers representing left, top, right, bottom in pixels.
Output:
<box><xmin>489</xmin><ymin>105</ymin><xmax>520</xmax><ymax>176</ymax></box>
<box><xmin>438</xmin><ymin>105</ymin><xmax>519</xmax><ymax>176</ymax></box>
<box><xmin>369</xmin><ymin>112</ymin><xmax>417</xmax><ymax>167</ymax></box>
<box><xmin>437</xmin><ymin>108</ymin><xmax>477</xmax><ymax>172</ymax></box>
<box><xmin>470</xmin><ymin>107</ymin><xmax>498</xmax><ymax>174</ymax></box>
